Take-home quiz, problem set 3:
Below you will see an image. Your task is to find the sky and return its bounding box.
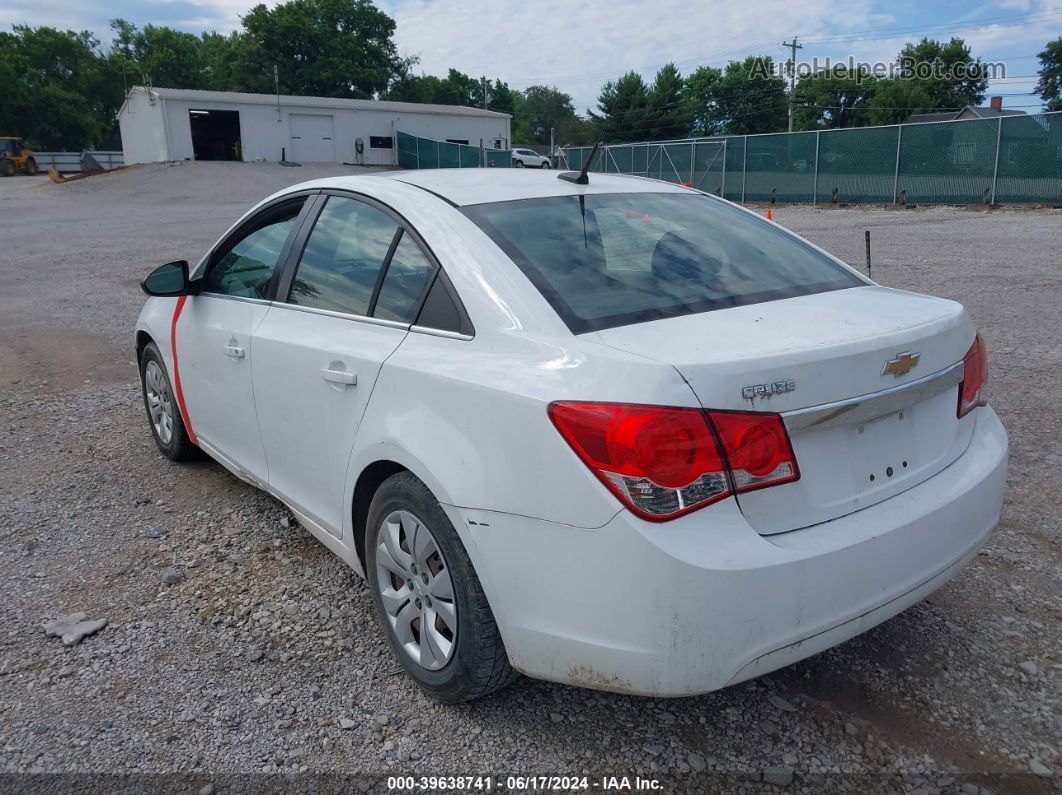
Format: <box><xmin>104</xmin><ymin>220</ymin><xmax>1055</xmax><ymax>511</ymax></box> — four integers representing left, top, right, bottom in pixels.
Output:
<box><xmin>2</xmin><ymin>0</ymin><xmax>1060</xmax><ymax>114</ymax></box>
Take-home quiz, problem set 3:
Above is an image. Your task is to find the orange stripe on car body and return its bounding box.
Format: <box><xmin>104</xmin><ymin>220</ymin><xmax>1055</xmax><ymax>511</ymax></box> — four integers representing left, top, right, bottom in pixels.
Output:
<box><xmin>169</xmin><ymin>295</ymin><xmax>197</xmax><ymax>444</ymax></box>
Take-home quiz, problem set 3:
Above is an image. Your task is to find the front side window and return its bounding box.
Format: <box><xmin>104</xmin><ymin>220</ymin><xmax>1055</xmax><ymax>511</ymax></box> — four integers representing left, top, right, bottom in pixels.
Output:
<box><xmin>204</xmin><ymin>200</ymin><xmax>304</xmax><ymax>298</ymax></box>
<box><xmin>463</xmin><ymin>193</ymin><xmax>864</xmax><ymax>333</ymax></box>
<box><xmin>288</xmin><ymin>196</ymin><xmax>399</xmax><ymax>316</ymax></box>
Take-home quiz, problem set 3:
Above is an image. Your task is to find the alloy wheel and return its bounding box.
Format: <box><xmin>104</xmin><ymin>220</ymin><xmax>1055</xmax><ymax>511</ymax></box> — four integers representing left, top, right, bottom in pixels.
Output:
<box><xmin>374</xmin><ymin>509</ymin><xmax>457</xmax><ymax>670</ymax></box>
<box><xmin>144</xmin><ymin>360</ymin><xmax>175</xmax><ymax>445</ymax></box>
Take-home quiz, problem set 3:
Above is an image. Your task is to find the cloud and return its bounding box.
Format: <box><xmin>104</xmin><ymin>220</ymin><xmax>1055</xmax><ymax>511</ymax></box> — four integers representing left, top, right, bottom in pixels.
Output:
<box><xmin>1</xmin><ymin>0</ymin><xmax>1056</xmax><ymax>112</ymax></box>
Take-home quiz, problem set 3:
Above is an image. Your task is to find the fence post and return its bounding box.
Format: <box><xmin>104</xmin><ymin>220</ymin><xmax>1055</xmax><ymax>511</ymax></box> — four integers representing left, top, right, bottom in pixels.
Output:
<box><xmin>990</xmin><ymin>115</ymin><xmax>1002</xmax><ymax>205</ymax></box>
<box><xmin>690</xmin><ymin>141</ymin><xmax>695</xmax><ymax>183</ymax></box>
<box><xmin>892</xmin><ymin>124</ymin><xmax>902</xmax><ymax>204</ymax></box>
<box><xmin>740</xmin><ymin>136</ymin><xmax>747</xmax><ymax>203</ymax></box>
<box><xmin>721</xmin><ymin>139</ymin><xmax>727</xmax><ymax>197</ymax></box>
<box><xmin>812</xmin><ymin>130</ymin><xmax>820</xmax><ymax>206</ymax></box>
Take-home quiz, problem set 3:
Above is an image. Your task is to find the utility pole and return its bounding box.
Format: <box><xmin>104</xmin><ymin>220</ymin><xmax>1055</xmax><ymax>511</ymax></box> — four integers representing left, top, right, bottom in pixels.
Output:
<box><xmin>782</xmin><ymin>36</ymin><xmax>803</xmax><ymax>132</ymax></box>
<box><xmin>481</xmin><ymin>76</ymin><xmax>488</xmax><ymax>110</ymax></box>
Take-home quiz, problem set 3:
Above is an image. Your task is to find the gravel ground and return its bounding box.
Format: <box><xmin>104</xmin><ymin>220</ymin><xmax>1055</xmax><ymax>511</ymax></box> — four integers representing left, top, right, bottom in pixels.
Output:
<box><xmin>1</xmin><ymin>163</ymin><xmax>1060</xmax><ymax>794</ymax></box>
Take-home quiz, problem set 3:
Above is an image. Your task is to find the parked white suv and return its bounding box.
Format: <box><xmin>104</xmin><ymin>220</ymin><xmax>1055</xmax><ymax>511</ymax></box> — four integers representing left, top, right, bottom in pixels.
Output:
<box><xmin>136</xmin><ymin>169</ymin><xmax>1006</xmax><ymax>703</ymax></box>
<box><xmin>511</xmin><ymin>148</ymin><xmax>550</xmax><ymax>168</ymax></box>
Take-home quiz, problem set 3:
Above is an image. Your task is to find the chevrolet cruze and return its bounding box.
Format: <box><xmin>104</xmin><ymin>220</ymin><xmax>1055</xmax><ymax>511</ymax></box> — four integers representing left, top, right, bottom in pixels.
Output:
<box><xmin>136</xmin><ymin>169</ymin><xmax>1007</xmax><ymax>702</ymax></box>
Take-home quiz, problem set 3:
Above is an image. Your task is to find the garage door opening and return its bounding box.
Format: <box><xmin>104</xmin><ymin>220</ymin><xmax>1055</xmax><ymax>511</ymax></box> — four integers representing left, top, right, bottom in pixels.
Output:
<box><xmin>189</xmin><ymin>109</ymin><xmax>242</xmax><ymax>161</ymax></box>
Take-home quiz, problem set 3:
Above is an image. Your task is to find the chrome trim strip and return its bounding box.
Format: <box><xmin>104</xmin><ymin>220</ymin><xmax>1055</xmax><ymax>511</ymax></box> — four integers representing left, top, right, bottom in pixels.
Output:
<box><xmin>198</xmin><ymin>292</ymin><xmax>272</xmax><ymax>306</ymax></box>
<box><xmin>267</xmin><ymin>301</ymin><xmax>411</xmax><ymax>330</ymax></box>
<box><xmin>409</xmin><ymin>325</ymin><xmax>474</xmax><ymax>341</ymax></box>
<box><xmin>782</xmin><ymin>361</ymin><xmax>964</xmax><ymax>435</ymax></box>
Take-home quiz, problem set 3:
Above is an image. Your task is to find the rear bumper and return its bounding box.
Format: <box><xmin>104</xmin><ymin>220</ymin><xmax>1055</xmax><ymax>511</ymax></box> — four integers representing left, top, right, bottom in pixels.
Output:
<box><xmin>452</xmin><ymin>407</ymin><xmax>1007</xmax><ymax>696</ymax></box>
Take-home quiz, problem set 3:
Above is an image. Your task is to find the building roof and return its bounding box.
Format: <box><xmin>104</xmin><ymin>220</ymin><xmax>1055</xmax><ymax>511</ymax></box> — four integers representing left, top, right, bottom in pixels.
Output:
<box><xmin>906</xmin><ymin>105</ymin><xmax>1027</xmax><ymax>124</ymax></box>
<box><xmin>128</xmin><ymin>86</ymin><xmax>511</xmax><ymax>119</ymax></box>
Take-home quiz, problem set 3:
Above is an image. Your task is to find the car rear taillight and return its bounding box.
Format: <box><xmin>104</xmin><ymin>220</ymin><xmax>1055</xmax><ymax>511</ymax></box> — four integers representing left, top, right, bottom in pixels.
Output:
<box><xmin>707</xmin><ymin>410</ymin><xmax>800</xmax><ymax>492</ymax></box>
<box><xmin>957</xmin><ymin>334</ymin><xmax>989</xmax><ymax>418</ymax></box>
<box><xmin>548</xmin><ymin>402</ymin><xmax>799</xmax><ymax>521</ymax></box>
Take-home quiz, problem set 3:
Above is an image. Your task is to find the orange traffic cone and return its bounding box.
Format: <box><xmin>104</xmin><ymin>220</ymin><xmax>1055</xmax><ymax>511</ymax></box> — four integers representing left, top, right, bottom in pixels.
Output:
<box><xmin>766</xmin><ymin>208</ymin><xmax>773</xmax><ymax>221</ymax></box>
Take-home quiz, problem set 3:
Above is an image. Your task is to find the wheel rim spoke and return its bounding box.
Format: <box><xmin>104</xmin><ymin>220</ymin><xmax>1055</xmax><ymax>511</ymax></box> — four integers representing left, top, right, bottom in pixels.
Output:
<box><xmin>392</xmin><ymin>598</ymin><xmax>419</xmax><ymax>648</ymax></box>
<box><xmin>421</xmin><ymin>608</ymin><xmax>451</xmax><ymax>667</ymax></box>
<box><xmin>428</xmin><ymin>568</ymin><xmax>454</xmax><ymax>601</ymax></box>
<box><xmin>378</xmin><ymin>518</ymin><xmax>412</xmax><ymax>577</ymax></box>
<box><xmin>379</xmin><ymin>584</ymin><xmax>411</xmax><ymax>617</ymax></box>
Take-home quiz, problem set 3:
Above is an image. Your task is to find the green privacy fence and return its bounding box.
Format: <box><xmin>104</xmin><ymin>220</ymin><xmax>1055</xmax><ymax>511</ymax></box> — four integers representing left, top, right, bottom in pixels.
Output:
<box><xmin>565</xmin><ymin>111</ymin><xmax>1062</xmax><ymax>205</ymax></box>
<box><xmin>396</xmin><ymin>131</ymin><xmax>512</xmax><ymax>169</ymax></box>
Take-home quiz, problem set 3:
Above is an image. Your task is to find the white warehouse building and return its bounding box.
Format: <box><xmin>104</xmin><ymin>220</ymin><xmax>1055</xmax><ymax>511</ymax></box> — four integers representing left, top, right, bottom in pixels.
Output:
<box><xmin>118</xmin><ymin>86</ymin><xmax>511</xmax><ymax>166</ymax></box>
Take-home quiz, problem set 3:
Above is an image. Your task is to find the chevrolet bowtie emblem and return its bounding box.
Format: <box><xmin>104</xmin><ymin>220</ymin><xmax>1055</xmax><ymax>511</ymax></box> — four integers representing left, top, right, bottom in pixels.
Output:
<box><xmin>882</xmin><ymin>351</ymin><xmax>920</xmax><ymax>377</ymax></box>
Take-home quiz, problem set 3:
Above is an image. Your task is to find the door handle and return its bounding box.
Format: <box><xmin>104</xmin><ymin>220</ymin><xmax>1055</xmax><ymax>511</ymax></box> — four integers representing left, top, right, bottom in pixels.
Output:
<box><xmin>321</xmin><ymin>368</ymin><xmax>357</xmax><ymax>386</ymax></box>
<box><xmin>224</xmin><ymin>345</ymin><xmax>245</xmax><ymax>359</ymax></box>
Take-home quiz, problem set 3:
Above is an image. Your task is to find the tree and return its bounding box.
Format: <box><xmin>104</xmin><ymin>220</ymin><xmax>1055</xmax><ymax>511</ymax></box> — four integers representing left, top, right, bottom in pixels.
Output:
<box><xmin>556</xmin><ymin>116</ymin><xmax>599</xmax><ymax>146</ymax></box>
<box><xmin>109</xmin><ymin>19</ymin><xmax>215</xmax><ymax>90</ymax></box>
<box><xmin>590</xmin><ymin>71</ymin><xmax>650</xmax><ymax>142</ymax></box>
<box><xmin>716</xmin><ymin>56</ymin><xmax>786</xmax><ymax>134</ymax></box>
<box><xmin>647</xmin><ymin>63</ymin><xmax>688</xmax><ymax>139</ymax></box>
<box><xmin>897</xmin><ymin>38</ymin><xmax>988</xmax><ymax>111</ymax></box>
<box><xmin>683</xmin><ymin>65</ymin><xmax>723</xmax><ymax>136</ymax></box>
<box><xmin>0</xmin><ymin>26</ymin><xmax>123</xmax><ymax>148</ymax></box>
<box><xmin>517</xmin><ymin>85</ymin><xmax>577</xmax><ymax>144</ymax></box>
<box><xmin>864</xmin><ymin>78</ymin><xmax>934</xmax><ymax>125</ymax></box>
<box><xmin>794</xmin><ymin>67</ymin><xmax>877</xmax><ymax>130</ymax></box>
<box><xmin>1036</xmin><ymin>38</ymin><xmax>1062</xmax><ymax>111</ymax></box>
<box><xmin>239</xmin><ymin>0</ymin><xmax>404</xmax><ymax>98</ymax></box>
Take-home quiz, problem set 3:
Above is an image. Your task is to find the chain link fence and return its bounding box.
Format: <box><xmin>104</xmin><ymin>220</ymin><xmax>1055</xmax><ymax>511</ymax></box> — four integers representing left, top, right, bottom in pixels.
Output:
<box><xmin>396</xmin><ymin>131</ymin><xmax>512</xmax><ymax>169</ymax></box>
<box><xmin>565</xmin><ymin>111</ymin><xmax>1062</xmax><ymax>205</ymax></box>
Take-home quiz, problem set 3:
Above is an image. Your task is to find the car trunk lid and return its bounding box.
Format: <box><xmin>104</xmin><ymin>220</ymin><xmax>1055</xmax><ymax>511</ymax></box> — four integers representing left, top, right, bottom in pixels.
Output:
<box><xmin>590</xmin><ymin>285</ymin><xmax>977</xmax><ymax>534</ymax></box>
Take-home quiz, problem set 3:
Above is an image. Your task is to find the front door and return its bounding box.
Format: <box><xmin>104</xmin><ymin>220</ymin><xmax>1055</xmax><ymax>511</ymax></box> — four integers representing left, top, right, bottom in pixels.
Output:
<box><xmin>252</xmin><ymin>193</ymin><xmax>437</xmax><ymax>535</ymax></box>
<box><xmin>178</xmin><ymin>197</ymin><xmax>307</xmax><ymax>482</ymax></box>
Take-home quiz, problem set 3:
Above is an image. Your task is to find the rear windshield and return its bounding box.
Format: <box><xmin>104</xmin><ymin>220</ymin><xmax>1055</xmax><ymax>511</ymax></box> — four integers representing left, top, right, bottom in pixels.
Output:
<box><xmin>463</xmin><ymin>193</ymin><xmax>864</xmax><ymax>333</ymax></box>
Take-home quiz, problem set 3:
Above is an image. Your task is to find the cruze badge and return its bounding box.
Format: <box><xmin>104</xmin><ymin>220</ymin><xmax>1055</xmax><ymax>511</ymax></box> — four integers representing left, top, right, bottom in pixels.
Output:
<box><xmin>742</xmin><ymin>379</ymin><xmax>796</xmax><ymax>401</ymax></box>
<box><xmin>882</xmin><ymin>351</ymin><xmax>920</xmax><ymax>377</ymax></box>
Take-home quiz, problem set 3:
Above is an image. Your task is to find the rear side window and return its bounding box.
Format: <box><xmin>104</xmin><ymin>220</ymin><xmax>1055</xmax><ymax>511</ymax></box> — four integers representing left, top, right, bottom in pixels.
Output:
<box><xmin>463</xmin><ymin>193</ymin><xmax>863</xmax><ymax>333</ymax></box>
<box><xmin>288</xmin><ymin>196</ymin><xmax>399</xmax><ymax>316</ymax></box>
<box><xmin>373</xmin><ymin>232</ymin><xmax>434</xmax><ymax>323</ymax></box>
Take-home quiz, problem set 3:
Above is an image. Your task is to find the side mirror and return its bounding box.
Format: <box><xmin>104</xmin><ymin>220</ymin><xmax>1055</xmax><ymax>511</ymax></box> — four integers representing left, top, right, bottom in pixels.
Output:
<box><xmin>141</xmin><ymin>260</ymin><xmax>192</xmax><ymax>297</ymax></box>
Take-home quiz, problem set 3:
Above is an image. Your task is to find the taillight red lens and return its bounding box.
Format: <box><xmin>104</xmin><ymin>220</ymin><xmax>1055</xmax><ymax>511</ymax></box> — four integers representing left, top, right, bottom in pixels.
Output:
<box><xmin>548</xmin><ymin>402</ymin><xmax>799</xmax><ymax>521</ymax></box>
<box><xmin>708</xmin><ymin>411</ymin><xmax>800</xmax><ymax>492</ymax></box>
<box><xmin>957</xmin><ymin>334</ymin><xmax>989</xmax><ymax>418</ymax></box>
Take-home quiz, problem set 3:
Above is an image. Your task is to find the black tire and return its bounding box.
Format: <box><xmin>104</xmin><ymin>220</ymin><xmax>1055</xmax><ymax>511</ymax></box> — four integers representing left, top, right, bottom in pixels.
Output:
<box><xmin>540</xmin><ymin>161</ymin><xmax>550</xmax><ymax>169</ymax></box>
<box><xmin>513</xmin><ymin>159</ymin><xmax>523</xmax><ymax>168</ymax></box>
<box><xmin>139</xmin><ymin>341</ymin><xmax>198</xmax><ymax>461</ymax></box>
<box><xmin>1</xmin><ymin>160</ymin><xmax>14</xmax><ymax>177</ymax></box>
<box><xmin>366</xmin><ymin>472</ymin><xmax>518</xmax><ymax>703</ymax></box>
<box><xmin>24</xmin><ymin>158</ymin><xmax>37</xmax><ymax>176</ymax></box>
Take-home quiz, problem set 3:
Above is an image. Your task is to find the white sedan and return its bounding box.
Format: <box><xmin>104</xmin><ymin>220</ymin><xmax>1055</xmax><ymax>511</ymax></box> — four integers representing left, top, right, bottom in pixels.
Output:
<box><xmin>136</xmin><ymin>168</ymin><xmax>1007</xmax><ymax>702</ymax></box>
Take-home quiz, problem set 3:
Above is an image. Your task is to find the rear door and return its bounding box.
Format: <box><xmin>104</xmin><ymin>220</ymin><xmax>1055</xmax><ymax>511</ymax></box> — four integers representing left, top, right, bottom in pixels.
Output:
<box><xmin>252</xmin><ymin>192</ymin><xmax>438</xmax><ymax>536</ymax></box>
<box><xmin>178</xmin><ymin>195</ymin><xmax>309</xmax><ymax>482</ymax></box>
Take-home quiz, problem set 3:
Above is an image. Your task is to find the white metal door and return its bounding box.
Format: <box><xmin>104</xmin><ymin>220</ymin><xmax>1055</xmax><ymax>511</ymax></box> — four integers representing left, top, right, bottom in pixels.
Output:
<box><xmin>289</xmin><ymin>114</ymin><xmax>335</xmax><ymax>162</ymax></box>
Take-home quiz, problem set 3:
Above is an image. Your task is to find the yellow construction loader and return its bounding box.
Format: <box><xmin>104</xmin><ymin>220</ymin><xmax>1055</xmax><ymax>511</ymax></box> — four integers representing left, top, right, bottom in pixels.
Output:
<box><xmin>0</xmin><ymin>137</ymin><xmax>38</xmax><ymax>176</ymax></box>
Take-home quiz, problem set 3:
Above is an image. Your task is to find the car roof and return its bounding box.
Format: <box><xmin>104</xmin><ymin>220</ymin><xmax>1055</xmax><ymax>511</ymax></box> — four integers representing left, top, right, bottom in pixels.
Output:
<box><xmin>367</xmin><ymin>168</ymin><xmax>693</xmax><ymax>206</ymax></box>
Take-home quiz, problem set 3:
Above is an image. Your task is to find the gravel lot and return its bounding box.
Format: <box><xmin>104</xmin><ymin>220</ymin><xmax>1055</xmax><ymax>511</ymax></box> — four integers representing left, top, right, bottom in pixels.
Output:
<box><xmin>1</xmin><ymin>163</ymin><xmax>1060</xmax><ymax>794</ymax></box>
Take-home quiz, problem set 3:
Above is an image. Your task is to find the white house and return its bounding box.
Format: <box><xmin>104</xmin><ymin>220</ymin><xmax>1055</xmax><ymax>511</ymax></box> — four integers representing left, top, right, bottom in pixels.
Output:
<box><xmin>118</xmin><ymin>86</ymin><xmax>511</xmax><ymax>166</ymax></box>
